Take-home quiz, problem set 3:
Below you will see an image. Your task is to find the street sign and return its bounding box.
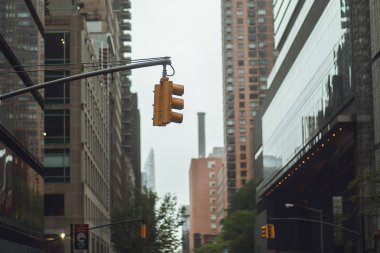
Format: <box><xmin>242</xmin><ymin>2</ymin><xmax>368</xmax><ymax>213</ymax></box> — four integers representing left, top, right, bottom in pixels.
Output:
<box><xmin>74</xmin><ymin>224</ymin><xmax>89</xmax><ymax>250</ymax></box>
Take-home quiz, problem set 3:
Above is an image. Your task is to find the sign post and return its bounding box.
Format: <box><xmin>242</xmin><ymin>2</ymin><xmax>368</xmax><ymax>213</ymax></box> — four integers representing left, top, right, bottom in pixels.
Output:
<box><xmin>73</xmin><ymin>224</ymin><xmax>89</xmax><ymax>251</ymax></box>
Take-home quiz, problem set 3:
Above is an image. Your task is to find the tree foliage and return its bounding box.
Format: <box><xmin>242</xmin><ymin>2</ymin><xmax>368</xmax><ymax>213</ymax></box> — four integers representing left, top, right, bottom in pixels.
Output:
<box><xmin>228</xmin><ymin>180</ymin><xmax>256</xmax><ymax>212</ymax></box>
<box><xmin>347</xmin><ymin>167</ymin><xmax>380</xmax><ymax>217</ymax></box>
<box><xmin>198</xmin><ymin>180</ymin><xmax>256</xmax><ymax>253</ymax></box>
<box><xmin>111</xmin><ymin>187</ymin><xmax>157</xmax><ymax>253</ymax></box>
<box><xmin>111</xmin><ymin>188</ymin><xmax>184</xmax><ymax>253</ymax></box>
<box><xmin>221</xmin><ymin>210</ymin><xmax>255</xmax><ymax>253</ymax></box>
<box><xmin>156</xmin><ymin>194</ymin><xmax>185</xmax><ymax>253</ymax></box>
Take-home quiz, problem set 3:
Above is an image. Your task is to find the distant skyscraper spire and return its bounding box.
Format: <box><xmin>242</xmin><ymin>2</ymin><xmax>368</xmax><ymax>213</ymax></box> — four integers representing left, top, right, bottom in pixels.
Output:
<box><xmin>142</xmin><ymin>148</ymin><xmax>155</xmax><ymax>191</ymax></box>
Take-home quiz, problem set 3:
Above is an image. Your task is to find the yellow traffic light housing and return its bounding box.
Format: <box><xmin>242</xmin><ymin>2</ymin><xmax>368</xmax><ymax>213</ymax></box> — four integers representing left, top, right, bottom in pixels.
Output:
<box><xmin>140</xmin><ymin>223</ymin><xmax>146</xmax><ymax>240</ymax></box>
<box><xmin>261</xmin><ymin>224</ymin><xmax>275</xmax><ymax>239</ymax></box>
<box><xmin>152</xmin><ymin>77</ymin><xmax>184</xmax><ymax>126</ymax></box>
<box><xmin>261</xmin><ymin>225</ymin><xmax>269</xmax><ymax>239</ymax></box>
<box><xmin>162</xmin><ymin>79</ymin><xmax>184</xmax><ymax>124</ymax></box>
<box><xmin>268</xmin><ymin>224</ymin><xmax>275</xmax><ymax>239</ymax></box>
<box><xmin>153</xmin><ymin>84</ymin><xmax>164</xmax><ymax>126</ymax></box>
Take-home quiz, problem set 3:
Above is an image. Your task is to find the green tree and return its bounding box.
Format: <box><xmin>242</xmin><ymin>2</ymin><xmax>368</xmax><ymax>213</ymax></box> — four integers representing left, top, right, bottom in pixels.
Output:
<box><xmin>198</xmin><ymin>180</ymin><xmax>256</xmax><ymax>253</ymax></box>
<box><xmin>347</xmin><ymin>167</ymin><xmax>380</xmax><ymax>217</ymax></box>
<box><xmin>111</xmin><ymin>189</ymin><xmax>184</xmax><ymax>253</ymax></box>
<box><xmin>228</xmin><ymin>180</ymin><xmax>255</xmax><ymax>212</ymax></box>
<box><xmin>156</xmin><ymin>193</ymin><xmax>185</xmax><ymax>253</ymax></box>
<box><xmin>221</xmin><ymin>210</ymin><xmax>255</xmax><ymax>253</ymax></box>
<box><xmin>111</xmin><ymin>187</ymin><xmax>157</xmax><ymax>253</ymax></box>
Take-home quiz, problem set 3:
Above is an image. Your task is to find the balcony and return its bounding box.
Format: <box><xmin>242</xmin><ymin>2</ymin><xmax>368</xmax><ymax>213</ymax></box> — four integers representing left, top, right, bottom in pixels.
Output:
<box><xmin>121</xmin><ymin>45</ymin><xmax>131</xmax><ymax>53</ymax></box>
<box><xmin>121</xmin><ymin>34</ymin><xmax>131</xmax><ymax>42</ymax></box>
<box><xmin>120</xmin><ymin>22</ymin><xmax>131</xmax><ymax>31</ymax></box>
<box><xmin>121</xmin><ymin>11</ymin><xmax>131</xmax><ymax>20</ymax></box>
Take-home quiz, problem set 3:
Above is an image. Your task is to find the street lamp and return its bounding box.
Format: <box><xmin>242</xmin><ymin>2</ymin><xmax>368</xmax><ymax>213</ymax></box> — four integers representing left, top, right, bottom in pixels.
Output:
<box><xmin>285</xmin><ymin>203</ymin><xmax>323</xmax><ymax>253</ymax></box>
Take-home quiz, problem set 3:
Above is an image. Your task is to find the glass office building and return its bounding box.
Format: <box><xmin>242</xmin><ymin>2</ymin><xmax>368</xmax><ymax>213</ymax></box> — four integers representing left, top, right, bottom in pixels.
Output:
<box><xmin>254</xmin><ymin>0</ymin><xmax>373</xmax><ymax>252</ymax></box>
<box><xmin>0</xmin><ymin>0</ymin><xmax>45</xmax><ymax>251</ymax></box>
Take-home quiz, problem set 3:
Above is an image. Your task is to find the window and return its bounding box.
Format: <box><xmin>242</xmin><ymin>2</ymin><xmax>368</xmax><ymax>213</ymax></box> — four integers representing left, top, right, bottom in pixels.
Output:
<box><xmin>208</xmin><ymin>161</ymin><xmax>216</xmax><ymax>168</ymax></box>
<box><xmin>44</xmin><ymin>194</ymin><xmax>64</xmax><ymax>216</ymax></box>
<box><xmin>45</xmin><ymin>32</ymin><xmax>70</xmax><ymax>64</ymax></box>
<box><xmin>250</xmin><ymin>77</ymin><xmax>258</xmax><ymax>83</ymax></box>
<box><xmin>258</xmin><ymin>9</ymin><xmax>266</xmax><ymax>15</ymax></box>
<box><xmin>44</xmin><ymin>149</ymin><xmax>70</xmax><ymax>183</ymax></box>
<box><xmin>259</xmin><ymin>59</ymin><xmax>268</xmax><ymax>65</ymax></box>
<box><xmin>44</xmin><ymin>110</ymin><xmax>70</xmax><ymax>143</ymax></box>
<box><xmin>250</xmin><ymin>93</ymin><xmax>258</xmax><ymax>99</ymax></box>
<box><xmin>259</xmin><ymin>41</ymin><xmax>267</xmax><ymax>48</ymax></box>
<box><xmin>250</xmin><ymin>84</ymin><xmax>258</xmax><ymax>90</ymax></box>
<box><xmin>45</xmin><ymin>71</ymin><xmax>70</xmax><ymax>103</ymax></box>
<box><xmin>249</xmin><ymin>68</ymin><xmax>257</xmax><ymax>74</ymax></box>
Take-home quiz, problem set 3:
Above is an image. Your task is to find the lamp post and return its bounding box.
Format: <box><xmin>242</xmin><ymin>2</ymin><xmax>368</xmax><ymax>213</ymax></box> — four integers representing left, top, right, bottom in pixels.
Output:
<box><xmin>285</xmin><ymin>203</ymin><xmax>323</xmax><ymax>253</ymax></box>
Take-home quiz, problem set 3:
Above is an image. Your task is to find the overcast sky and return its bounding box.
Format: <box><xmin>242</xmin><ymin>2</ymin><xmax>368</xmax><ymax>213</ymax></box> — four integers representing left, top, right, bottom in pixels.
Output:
<box><xmin>131</xmin><ymin>0</ymin><xmax>223</xmax><ymax>206</ymax></box>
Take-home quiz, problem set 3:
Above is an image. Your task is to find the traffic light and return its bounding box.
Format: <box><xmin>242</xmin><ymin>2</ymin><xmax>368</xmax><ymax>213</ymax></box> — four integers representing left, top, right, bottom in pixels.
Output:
<box><xmin>153</xmin><ymin>84</ymin><xmax>164</xmax><ymax>126</ymax></box>
<box><xmin>152</xmin><ymin>78</ymin><xmax>184</xmax><ymax>126</ymax></box>
<box><xmin>161</xmin><ymin>79</ymin><xmax>184</xmax><ymax>124</ymax></box>
<box><xmin>140</xmin><ymin>223</ymin><xmax>146</xmax><ymax>240</ymax></box>
<box><xmin>261</xmin><ymin>225</ymin><xmax>269</xmax><ymax>239</ymax></box>
<box><xmin>268</xmin><ymin>224</ymin><xmax>275</xmax><ymax>239</ymax></box>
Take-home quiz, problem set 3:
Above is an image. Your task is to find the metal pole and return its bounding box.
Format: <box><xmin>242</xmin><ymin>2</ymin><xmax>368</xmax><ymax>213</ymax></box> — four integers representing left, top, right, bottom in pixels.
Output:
<box><xmin>0</xmin><ymin>57</ymin><xmax>172</xmax><ymax>100</ymax></box>
<box><xmin>320</xmin><ymin>211</ymin><xmax>323</xmax><ymax>253</ymax></box>
<box><xmin>70</xmin><ymin>224</ymin><xmax>74</xmax><ymax>253</ymax></box>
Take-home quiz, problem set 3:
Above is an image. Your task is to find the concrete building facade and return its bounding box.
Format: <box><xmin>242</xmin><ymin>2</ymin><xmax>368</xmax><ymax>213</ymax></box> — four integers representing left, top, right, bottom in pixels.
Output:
<box><xmin>221</xmin><ymin>0</ymin><xmax>275</xmax><ymax>201</ymax></box>
<box><xmin>42</xmin><ymin>0</ymin><xmax>126</xmax><ymax>251</ymax></box>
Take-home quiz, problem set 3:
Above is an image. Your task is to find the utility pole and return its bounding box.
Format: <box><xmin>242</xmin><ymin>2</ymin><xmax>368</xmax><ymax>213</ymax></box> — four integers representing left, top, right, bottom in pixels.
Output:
<box><xmin>0</xmin><ymin>57</ymin><xmax>172</xmax><ymax>100</ymax></box>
